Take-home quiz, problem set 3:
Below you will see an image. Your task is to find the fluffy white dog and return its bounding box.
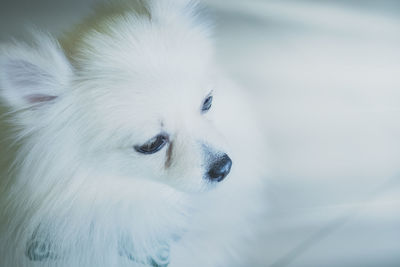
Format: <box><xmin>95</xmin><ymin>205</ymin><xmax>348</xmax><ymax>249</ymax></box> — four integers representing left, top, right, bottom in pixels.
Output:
<box><xmin>0</xmin><ymin>0</ymin><xmax>267</xmax><ymax>266</ymax></box>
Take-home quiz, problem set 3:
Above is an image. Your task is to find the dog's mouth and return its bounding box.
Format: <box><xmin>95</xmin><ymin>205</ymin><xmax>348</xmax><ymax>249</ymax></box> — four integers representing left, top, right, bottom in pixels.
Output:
<box><xmin>162</xmin><ymin>153</ymin><xmax>232</xmax><ymax>194</ymax></box>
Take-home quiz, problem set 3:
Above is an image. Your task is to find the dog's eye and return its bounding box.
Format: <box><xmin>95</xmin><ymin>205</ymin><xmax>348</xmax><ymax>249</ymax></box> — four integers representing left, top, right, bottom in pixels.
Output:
<box><xmin>201</xmin><ymin>95</ymin><xmax>213</xmax><ymax>113</ymax></box>
<box><xmin>134</xmin><ymin>134</ymin><xmax>168</xmax><ymax>154</ymax></box>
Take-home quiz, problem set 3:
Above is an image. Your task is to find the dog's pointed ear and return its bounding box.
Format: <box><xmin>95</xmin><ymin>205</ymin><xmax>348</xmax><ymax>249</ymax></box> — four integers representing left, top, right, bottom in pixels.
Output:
<box><xmin>0</xmin><ymin>34</ymin><xmax>72</xmax><ymax>110</ymax></box>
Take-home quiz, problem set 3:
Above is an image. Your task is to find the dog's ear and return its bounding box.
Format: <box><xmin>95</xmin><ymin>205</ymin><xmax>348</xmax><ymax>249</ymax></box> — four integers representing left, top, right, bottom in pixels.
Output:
<box><xmin>0</xmin><ymin>33</ymin><xmax>72</xmax><ymax>111</ymax></box>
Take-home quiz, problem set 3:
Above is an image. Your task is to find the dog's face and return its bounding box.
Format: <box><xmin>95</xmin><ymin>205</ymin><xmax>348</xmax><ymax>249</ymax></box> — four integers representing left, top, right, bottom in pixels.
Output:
<box><xmin>86</xmin><ymin>79</ymin><xmax>232</xmax><ymax>193</ymax></box>
<box><xmin>0</xmin><ymin>5</ymin><xmax>232</xmax><ymax>193</ymax></box>
<box><xmin>73</xmin><ymin>58</ymin><xmax>232</xmax><ymax>193</ymax></box>
<box><xmin>70</xmin><ymin>20</ymin><xmax>232</xmax><ymax>192</ymax></box>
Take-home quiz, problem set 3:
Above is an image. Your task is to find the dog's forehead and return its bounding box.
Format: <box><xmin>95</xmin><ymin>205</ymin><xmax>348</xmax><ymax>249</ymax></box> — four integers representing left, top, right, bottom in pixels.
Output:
<box><xmin>68</xmin><ymin>9</ymin><xmax>216</xmax><ymax>141</ymax></box>
<box><xmin>105</xmin><ymin>74</ymin><xmax>210</xmax><ymax>118</ymax></box>
<box><xmin>75</xmin><ymin>65</ymin><xmax>213</xmax><ymax>144</ymax></box>
<box><xmin>72</xmin><ymin>12</ymin><xmax>214</xmax><ymax>98</ymax></box>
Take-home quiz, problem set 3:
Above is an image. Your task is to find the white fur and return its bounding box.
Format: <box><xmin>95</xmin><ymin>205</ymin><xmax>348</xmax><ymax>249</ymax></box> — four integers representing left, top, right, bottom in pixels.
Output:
<box><xmin>0</xmin><ymin>1</ymin><xmax>267</xmax><ymax>266</ymax></box>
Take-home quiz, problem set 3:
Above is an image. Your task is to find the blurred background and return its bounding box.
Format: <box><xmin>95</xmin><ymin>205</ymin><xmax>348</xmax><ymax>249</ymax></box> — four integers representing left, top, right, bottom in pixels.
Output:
<box><xmin>1</xmin><ymin>0</ymin><xmax>399</xmax><ymax>266</ymax></box>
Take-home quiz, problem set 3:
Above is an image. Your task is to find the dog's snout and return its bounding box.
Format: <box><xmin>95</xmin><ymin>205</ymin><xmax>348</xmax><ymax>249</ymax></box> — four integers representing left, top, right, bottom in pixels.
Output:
<box><xmin>207</xmin><ymin>154</ymin><xmax>232</xmax><ymax>182</ymax></box>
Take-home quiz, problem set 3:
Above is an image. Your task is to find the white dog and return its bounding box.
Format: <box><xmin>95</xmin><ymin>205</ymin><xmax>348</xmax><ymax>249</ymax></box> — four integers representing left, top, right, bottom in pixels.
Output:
<box><xmin>0</xmin><ymin>0</ymin><xmax>267</xmax><ymax>266</ymax></box>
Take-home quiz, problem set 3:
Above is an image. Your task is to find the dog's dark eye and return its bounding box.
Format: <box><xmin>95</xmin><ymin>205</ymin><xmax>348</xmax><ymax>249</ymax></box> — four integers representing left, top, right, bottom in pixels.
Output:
<box><xmin>135</xmin><ymin>134</ymin><xmax>168</xmax><ymax>154</ymax></box>
<box><xmin>201</xmin><ymin>95</ymin><xmax>213</xmax><ymax>113</ymax></box>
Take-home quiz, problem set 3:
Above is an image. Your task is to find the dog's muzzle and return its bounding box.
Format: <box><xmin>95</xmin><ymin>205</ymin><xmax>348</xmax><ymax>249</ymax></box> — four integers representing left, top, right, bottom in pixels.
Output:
<box><xmin>207</xmin><ymin>154</ymin><xmax>232</xmax><ymax>182</ymax></box>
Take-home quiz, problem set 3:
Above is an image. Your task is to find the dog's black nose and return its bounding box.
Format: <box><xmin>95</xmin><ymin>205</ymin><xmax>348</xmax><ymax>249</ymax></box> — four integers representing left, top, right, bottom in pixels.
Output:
<box><xmin>207</xmin><ymin>154</ymin><xmax>232</xmax><ymax>182</ymax></box>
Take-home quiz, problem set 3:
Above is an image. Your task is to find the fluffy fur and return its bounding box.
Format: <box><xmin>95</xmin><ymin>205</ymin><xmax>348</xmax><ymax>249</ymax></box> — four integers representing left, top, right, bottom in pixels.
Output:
<box><xmin>0</xmin><ymin>1</ymin><xmax>267</xmax><ymax>266</ymax></box>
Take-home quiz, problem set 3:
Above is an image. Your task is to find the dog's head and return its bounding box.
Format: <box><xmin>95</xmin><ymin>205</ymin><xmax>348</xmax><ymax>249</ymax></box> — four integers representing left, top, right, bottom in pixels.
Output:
<box><xmin>0</xmin><ymin>1</ymin><xmax>232</xmax><ymax>193</ymax></box>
